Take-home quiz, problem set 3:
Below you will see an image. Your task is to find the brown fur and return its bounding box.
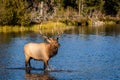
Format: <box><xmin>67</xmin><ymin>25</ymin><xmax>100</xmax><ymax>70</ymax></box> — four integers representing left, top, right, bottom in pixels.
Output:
<box><xmin>24</xmin><ymin>38</ymin><xmax>60</xmax><ymax>70</ymax></box>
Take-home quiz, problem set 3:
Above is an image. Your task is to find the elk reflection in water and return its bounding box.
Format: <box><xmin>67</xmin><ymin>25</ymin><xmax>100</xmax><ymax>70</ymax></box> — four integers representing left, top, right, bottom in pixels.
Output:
<box><xmin>25</xmin><ymin>69</ymin><xmax>56</xmax><ymax>80</ymax></box>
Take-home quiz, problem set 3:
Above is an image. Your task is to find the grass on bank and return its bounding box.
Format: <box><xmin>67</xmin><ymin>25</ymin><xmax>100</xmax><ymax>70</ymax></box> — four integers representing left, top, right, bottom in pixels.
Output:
<box><xmin>0</xmin><ymin>21</ymin><xmax>66</xmax><ymax>33</ymax></box>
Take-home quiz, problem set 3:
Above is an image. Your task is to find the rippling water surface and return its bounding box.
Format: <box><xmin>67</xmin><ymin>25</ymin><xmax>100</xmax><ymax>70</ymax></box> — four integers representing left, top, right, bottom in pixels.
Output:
<box><xmin>0</xmin><ymin>25</ymin><xmax>120</xmax><ymax>80</ymax></box>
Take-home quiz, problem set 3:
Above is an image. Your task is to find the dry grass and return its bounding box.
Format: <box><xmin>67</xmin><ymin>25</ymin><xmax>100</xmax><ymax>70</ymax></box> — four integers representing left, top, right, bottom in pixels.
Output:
<box><xmin>0</xmin><ymin>21</ymin><xmax>66</xmax><ymax>33</ymax></box>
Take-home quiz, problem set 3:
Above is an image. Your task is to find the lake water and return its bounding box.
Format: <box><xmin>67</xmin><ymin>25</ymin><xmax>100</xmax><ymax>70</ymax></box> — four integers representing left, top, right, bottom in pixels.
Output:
<box><xmin>0</xmin><ymin>25</ymin><xmax>120</xmax><ymax>80</ymax></box>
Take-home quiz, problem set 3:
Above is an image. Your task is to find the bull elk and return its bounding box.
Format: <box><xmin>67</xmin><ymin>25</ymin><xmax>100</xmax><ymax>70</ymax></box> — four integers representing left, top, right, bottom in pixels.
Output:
<box><xmin>24</xmin><ymin>31</ymin><xmax>61</xmax><ymax>70</ymax></box>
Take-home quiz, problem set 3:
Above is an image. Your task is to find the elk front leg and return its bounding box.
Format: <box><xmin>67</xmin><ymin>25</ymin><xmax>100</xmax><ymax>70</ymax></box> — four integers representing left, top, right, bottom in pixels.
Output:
<box><xmin>43</xmin><ymin>60</ymin><xmax>50</xmax><ymax>70</ymax></box>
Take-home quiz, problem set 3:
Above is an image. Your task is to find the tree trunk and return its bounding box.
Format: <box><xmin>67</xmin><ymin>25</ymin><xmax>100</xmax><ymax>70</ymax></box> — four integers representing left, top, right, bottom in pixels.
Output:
<box><xmin>40</xmin><ymin>1</ymin><xmax>44</xmax><ymax>16</ymax></box>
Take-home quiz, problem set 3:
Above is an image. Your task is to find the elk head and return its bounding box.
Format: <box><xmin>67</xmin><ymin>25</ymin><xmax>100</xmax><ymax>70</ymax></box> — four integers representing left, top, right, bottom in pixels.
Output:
<box><xmin>39</xmin><ymin>30</ymin><xmax>61</xmax><ymax>47</ymax></box>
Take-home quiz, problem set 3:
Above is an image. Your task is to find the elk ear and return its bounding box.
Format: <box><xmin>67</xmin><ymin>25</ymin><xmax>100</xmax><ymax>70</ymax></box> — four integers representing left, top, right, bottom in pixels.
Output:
<box><xmin>56</xmin><ymin>37</ymin><xmax>59</xmax><ymax>40</ymax></box>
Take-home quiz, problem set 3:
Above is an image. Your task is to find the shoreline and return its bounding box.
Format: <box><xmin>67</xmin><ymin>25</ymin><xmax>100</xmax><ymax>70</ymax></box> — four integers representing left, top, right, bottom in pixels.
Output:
<box><xmin>0</xmin><ymin>21</ymin><xmax>66</xmax><ymax>33</ymax></box>
<box><xmin>0</xmin><ymin>18</ymin><xmax>119</xmax><ymax>33</ymax></box>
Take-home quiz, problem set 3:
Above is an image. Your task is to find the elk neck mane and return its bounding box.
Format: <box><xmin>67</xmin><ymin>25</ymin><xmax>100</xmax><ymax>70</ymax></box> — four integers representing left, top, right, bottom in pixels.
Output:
<box><xmin>48</xmin><ymin>43</ymin><xmax>59</xmax><ymax>58</ymax></box>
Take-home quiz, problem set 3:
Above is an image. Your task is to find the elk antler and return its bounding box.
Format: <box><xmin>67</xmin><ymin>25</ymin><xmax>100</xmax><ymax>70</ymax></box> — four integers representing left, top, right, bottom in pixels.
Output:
<box><xmin>39</xmin><ymin>29</ymin><xmax>48</xmax><ymax>39</ymax></box>
<box><xmin>39</xmin><ymin>23</ymin><xmax>48</xmax><ymax>39</ymax></box>
<box><xmin>56</xmin><ymin>29</ymin><xmax>63</xmax><ymax>39</ymax></box>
